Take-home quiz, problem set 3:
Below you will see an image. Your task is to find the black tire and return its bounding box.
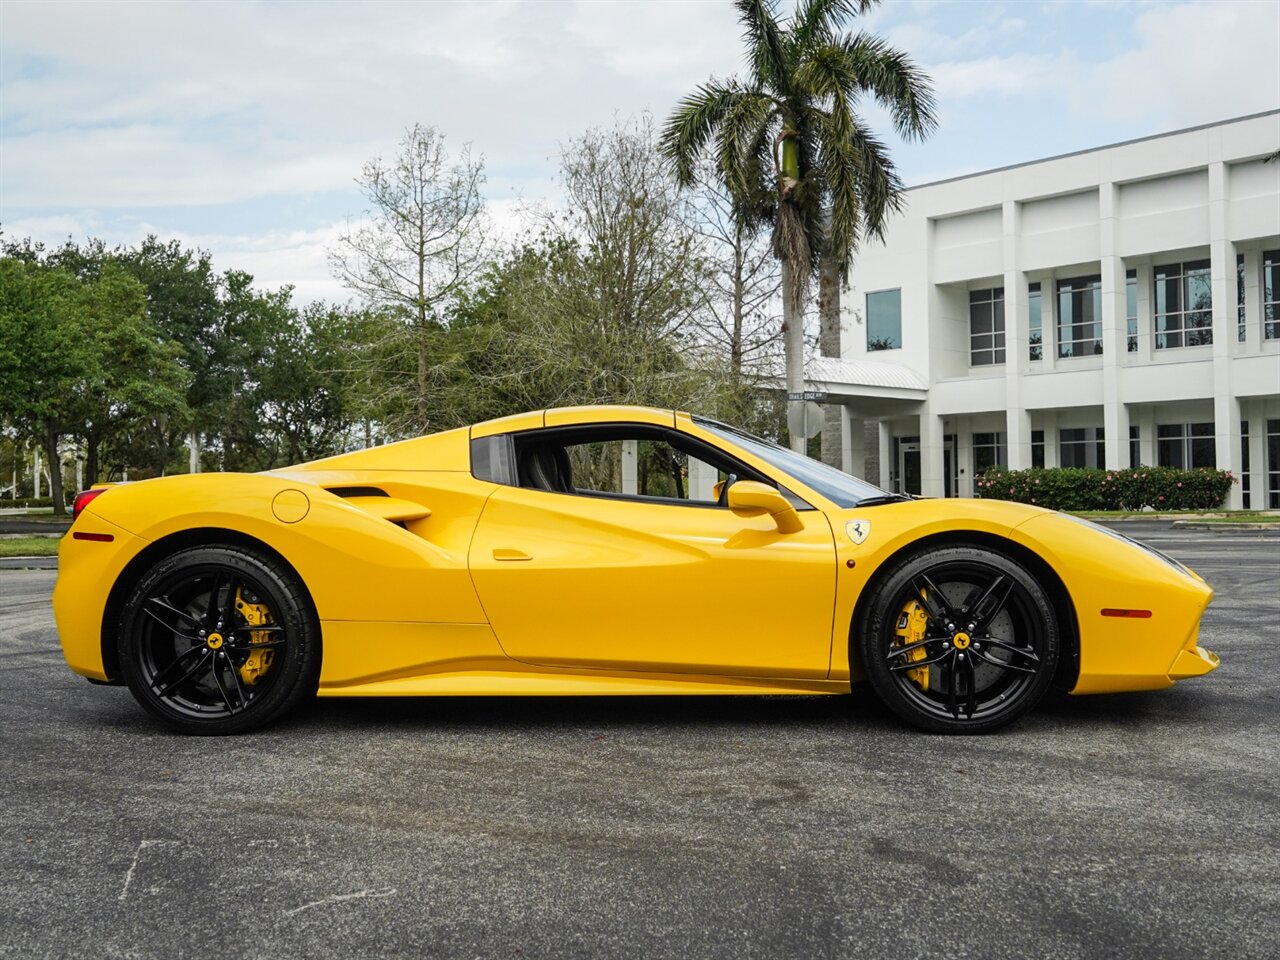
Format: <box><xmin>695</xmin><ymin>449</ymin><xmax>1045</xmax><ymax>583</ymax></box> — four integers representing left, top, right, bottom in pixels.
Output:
<box><xmin>117</xmin><ymin>545</ymin><xmax>320</xmax><ymax>735</ymax></box>
<box><xmin>858</xmin><ymin>544</ymin><xmax>1059</xmax><ymax>734</ymax></box>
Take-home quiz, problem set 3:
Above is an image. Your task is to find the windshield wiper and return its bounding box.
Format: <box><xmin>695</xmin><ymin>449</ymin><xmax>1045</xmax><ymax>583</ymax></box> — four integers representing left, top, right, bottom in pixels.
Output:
<box><xmin>854</xmin><ymin>494</ymin><xmax>914</xmax><ymax>507</ymax></box>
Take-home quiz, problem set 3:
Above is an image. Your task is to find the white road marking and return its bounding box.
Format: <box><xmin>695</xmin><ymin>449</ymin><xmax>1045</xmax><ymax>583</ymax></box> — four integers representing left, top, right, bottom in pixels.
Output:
<box><xmin>283</xmin><ymin>887</ymin><xmax>397</xmax><ymax>917</ymax></box>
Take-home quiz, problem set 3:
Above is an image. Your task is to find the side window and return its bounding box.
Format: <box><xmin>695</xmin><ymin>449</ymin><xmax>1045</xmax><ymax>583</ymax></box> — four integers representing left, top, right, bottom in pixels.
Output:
<box><xmin>565</xmin><ymin>436</ymin><xmax>725</xmax><ymax>503</ymax></box>
<box><xmin>508</xmin><ymin>425</ymin><xmax>754</xmax><ymax>506</ymax></box>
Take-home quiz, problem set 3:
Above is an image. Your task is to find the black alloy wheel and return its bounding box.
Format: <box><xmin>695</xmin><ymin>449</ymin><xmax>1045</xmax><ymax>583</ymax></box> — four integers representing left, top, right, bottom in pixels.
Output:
<box><xmin>118</xmin><ymin>545</ymin><xmax>320</xmax><ymax>735</ymax></box>
<box><xmin>859</xmin><ymin>545</ymin><xmax>1059</xmax><ymax>734</ymax></box>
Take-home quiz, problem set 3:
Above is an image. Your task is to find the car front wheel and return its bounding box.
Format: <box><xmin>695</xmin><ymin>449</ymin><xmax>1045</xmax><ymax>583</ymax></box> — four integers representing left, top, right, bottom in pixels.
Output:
<box><xmin>859</xmin><ymin>545</ymin><xmax>1060</xmax><ymax>734</ymax></box>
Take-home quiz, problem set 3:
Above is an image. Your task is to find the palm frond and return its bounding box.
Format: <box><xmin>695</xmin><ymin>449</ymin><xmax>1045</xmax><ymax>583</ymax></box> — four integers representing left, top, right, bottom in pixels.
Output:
<box><xmin>790</xmin><ymin>0</ymin><xmax>878</xmax><ymax>48</ymax></box>
<box><xmin>661</xmin><ymin>80</ymin><xmax>748</xmax><ymax>187</ymax></box>
<box><xmin>734</xmin><ymin>0</ymin><xmax>790</xmax><ymax>93</ymax></box>
<box><xmin>714</xmin><ymin>92</ymin><xmax>780</xmax><ymax>211</ymax></box>
<box><xmin>840</xmin><ymin>31</ymin><xmax>939</xmax><ymax>140</ymax></box>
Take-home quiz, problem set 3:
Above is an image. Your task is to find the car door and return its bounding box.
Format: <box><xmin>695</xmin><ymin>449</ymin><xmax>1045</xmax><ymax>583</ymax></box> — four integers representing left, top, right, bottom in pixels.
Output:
<box><xmin>467</xmin><ymin>424</ymin><xmax>837</xmax><ymax>678</ymax></box>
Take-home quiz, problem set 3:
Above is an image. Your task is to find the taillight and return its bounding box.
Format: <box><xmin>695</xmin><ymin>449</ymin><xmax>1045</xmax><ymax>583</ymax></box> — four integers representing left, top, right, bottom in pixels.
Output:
<box><xmin>72</xmin><ymin>488</ymin><xmax>108</xmax><ymax>523</ymax></box>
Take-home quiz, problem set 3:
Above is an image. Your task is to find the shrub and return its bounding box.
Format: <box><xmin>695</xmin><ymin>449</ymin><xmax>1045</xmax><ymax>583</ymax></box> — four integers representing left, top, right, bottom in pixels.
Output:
<box><xmin>975</xmin><ymin>466</ymin><xmax>1235</xmax><ymax>511</ymax></box>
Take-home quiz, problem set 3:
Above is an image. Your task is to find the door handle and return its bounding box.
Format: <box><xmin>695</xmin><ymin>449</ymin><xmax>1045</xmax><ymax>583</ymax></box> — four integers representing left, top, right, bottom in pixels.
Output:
<box><xmin>492</xmin><ymin>548</ymin><xmax>532</xmax><ymax>561</ymax></box>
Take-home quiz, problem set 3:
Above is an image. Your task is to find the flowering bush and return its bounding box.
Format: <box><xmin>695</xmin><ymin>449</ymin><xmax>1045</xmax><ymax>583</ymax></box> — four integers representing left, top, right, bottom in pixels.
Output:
<box><xmin>975</xmin><ymin>466</ymin><xmax>1235</xmax><ymax>511</ymax></box>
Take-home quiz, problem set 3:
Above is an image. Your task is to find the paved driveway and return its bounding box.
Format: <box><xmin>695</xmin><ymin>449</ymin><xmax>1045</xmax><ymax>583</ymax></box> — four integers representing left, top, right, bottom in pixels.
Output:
<box><xmin>1</xmin><ymin>525</ymin><xmax>1277</xmax><ymax>959</ymax></box>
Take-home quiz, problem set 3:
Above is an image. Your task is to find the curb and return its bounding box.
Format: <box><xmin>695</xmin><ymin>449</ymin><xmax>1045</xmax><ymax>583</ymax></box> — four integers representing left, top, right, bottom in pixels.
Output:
<box><xmin>1170</xmin><ymin>521</ymin><xmax>1280</xmax><ymax>532</ymax></box>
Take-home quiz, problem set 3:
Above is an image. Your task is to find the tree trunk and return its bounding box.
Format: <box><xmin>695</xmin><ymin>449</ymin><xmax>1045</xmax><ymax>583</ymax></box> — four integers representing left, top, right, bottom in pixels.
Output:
<box><xmin>818</xmin><ymin>252</ymin><xmax>843</xmax><ymax>469</ymax></box>
<box><xmin>731</xmin><ymin>222</ymin><xmax>746</xmax><ymax>379</ymax></box>
<box><xmin>188</xmin><ymin>429</ymin><xmax>200</xmax><ymax>473</ymax></box>
<box><xmin>44</xmin><ymin>426</ymin><xmax>65</xmax><ymax>516</ymax></box>
<box><xmin>783</xmin><ymin>269</ymin><xmax>806</xmax><ymax>453</ymax></box>
<box><xmin>86</xmin><ymin>435</ymin><xmax>100</xmax><ymax>488</ymax></box>
<box><xmin>416</xmin><ymin>324</ymin><xmax>431</xmax><ymax>436</ymax></box>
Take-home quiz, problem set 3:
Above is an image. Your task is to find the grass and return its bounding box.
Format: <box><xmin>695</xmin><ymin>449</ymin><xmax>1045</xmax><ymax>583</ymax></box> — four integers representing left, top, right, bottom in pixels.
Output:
<box><xmin>0</xmin><ymin>536</ymin><xmax>62</xmax><ymax>557</ymax></box>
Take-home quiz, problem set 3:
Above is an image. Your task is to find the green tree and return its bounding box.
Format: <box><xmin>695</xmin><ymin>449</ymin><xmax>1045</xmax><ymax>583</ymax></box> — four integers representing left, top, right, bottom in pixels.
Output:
<box><xmin>662</xmin><ymin>0</ymin><xmax>936</xmax><ymax>450</ymax></box>
<box><xmin>328</xmin><ymin>124</ymin><xmax>488</xmax><ymax>434</ymax></box>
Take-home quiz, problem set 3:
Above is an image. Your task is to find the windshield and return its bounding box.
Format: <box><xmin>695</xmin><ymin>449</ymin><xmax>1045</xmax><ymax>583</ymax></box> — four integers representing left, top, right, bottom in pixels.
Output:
<box><xmin>694</xmin><ymin>416</ymin><xmax>896</xmax><ymax>509</ymax></box>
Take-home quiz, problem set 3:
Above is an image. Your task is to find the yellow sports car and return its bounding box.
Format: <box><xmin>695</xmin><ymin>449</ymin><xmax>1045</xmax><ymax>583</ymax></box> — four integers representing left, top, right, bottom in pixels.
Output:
<box><xmin>54</xmin><ymin>405</ymin><xmax>1219</xmax><ymax>735</ymax></box>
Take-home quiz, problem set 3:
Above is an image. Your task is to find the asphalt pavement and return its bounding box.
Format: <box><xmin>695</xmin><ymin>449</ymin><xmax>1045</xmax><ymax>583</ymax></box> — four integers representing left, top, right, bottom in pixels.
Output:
<box><xmin>1</xmin><ymin>524</ymin><xmax>1277</xmax><ymax>959</ymax></box>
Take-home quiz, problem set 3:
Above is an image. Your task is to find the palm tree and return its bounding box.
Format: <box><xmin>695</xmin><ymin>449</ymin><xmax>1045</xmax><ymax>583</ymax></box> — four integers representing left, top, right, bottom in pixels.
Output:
<box><xmin>662</xmin><ymin>0</ymin><xmax>936</xmax><ymax>450</ymax></box>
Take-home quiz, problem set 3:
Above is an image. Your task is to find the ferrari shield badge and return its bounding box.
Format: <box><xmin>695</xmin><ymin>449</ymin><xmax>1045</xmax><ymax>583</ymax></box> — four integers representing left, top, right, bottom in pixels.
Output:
<box><xmin>846</xmin><ymin>519</ymin><xmax>871</xmax><ymax>545</ymax></box>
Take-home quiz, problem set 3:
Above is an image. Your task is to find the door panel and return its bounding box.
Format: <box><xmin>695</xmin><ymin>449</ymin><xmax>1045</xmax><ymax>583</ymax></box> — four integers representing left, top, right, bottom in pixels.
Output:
<box><xmin>468</xmin><ymin>487</ymin><xmax>837</xmax><ymax>678</ymax></box>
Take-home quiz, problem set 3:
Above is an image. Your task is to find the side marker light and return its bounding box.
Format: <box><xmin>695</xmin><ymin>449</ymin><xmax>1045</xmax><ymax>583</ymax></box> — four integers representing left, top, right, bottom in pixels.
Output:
<box><xmin>1101</xmin><ymin>608</ymin><xmax>1152</xmax><ymax>618</ymax></box>
<box><xmin>72</xmin><ymin>532</ymin><xmax>114</xmax><ymax>543</ymax></box>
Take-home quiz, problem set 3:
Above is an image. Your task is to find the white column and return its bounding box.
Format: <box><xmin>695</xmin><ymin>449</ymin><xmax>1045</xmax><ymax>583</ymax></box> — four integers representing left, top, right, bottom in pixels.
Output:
<box><xmin>1100</xmin><ymin>182</ymin><xmax>1128</xmax><ymax>470</ymax></box>
<box><xmin>1137</xmin><ymin>405</ymin><xmax>1156</xmax><ymax>468</ymax></box>
<box><xmin>920</xmin><ymin>405</ymin><xmax>946</xmax><ymax>498</ymax></box>
<box><xmin>1133</xmin><ymin>260</ymin><xmax>1153</xmax><ymax>363</ymax></box>
<box><xmin>1041</xmin><ymin>268</ymin><xmax>1058</xmax><ymax>372</ymax></box>
<box><xmin>621</xmin><ymin>439</ymin><xmax>638</xmax><ymax>495</ymax></box>
<box><xmin>1246</xmin><ymin>402</ymin><xmax>1266</xmax><ymax>509</ymax></box>
<box><xmin>1242</xmin><ymin>246</ymin><xmax>1261</xmax><ymax>353</ymax></box>
<box><xmin>1002</xmin><ymin>201</ymin><xmax>1031</xmax><ymax>470</ymax></box>
<box><xmin>877</xmin><ymin>421</ymin><xmax>892</xmax><ymax>489</ymax></box>
<box><xmin>957</xmin><ymin>417</ymin><xmax>974</xmax><ymax>498</ymax></box>
<box><xmin>687</xmin><ymin>455</ymin><xmax>718</xmax><ymax>501</ymax></box>
<box><xmin>1208</xmin><ymin>162</ymin><xmax>1242</xmax><ymax>508</ymax></box>
<box><xmin>1042</xmin><ymin>410</ymin><xmax>1060</xmax><ymax>468</ymax></box>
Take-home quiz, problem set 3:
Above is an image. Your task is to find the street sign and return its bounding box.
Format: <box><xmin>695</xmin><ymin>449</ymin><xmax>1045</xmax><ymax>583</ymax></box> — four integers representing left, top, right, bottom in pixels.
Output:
<box><xmin>786</xmin><ymin>390</ymin><xmax>829</xmax><ymax>402</ymax></box>
<box><xmin>786</xmin><ymin>401</ymin><xmax>825</xmax><ymax>440</ymax></box>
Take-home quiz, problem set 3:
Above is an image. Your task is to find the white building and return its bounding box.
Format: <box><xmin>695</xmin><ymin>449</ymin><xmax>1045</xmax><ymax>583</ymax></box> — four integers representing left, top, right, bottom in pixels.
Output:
<box><xmin>816</xmin><ymin>111</ymin><xmax>1280</xmax><ymax>510</ymax></box>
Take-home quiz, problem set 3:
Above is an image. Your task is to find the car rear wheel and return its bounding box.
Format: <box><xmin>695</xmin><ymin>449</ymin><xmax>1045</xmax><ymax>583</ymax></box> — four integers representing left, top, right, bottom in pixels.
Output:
<box><xmin>859</xmin><ymin>545</ymin><xmax>1059</xmax><ymax>734</ymax></box>
<box><xmin>117</xmin><ymin>545</ymin><xmax>320</xmax><ymax>735</ymax></box>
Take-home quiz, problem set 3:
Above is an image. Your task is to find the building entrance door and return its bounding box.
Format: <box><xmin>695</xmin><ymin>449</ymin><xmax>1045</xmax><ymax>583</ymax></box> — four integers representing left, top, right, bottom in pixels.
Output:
<box><xmin>897</xmin><ymin>437</ymin><xmax>957</xmax><ymax>497</ymax></box>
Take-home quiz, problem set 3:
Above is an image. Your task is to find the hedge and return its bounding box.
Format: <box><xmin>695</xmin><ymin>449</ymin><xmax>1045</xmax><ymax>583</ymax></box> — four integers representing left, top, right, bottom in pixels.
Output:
<box><xmin>975</xmin><ymin>466</ymin><xmax>1235</xmax><ymax>511</ymax></box>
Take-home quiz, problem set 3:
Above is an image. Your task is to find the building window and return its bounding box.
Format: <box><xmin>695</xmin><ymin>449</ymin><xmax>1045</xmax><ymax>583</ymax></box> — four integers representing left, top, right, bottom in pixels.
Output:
<box><xmin>1126</xmin><ymin>269</ymin><xmax>1138</xmax><ymax>353</ymax></box>
<box><xmin>1060</xmin><ymin>427</ymin><xmax>1104</xmax><ymax>468</ymax></box>
<box><xmin>1028</xmin><ymin>282</ymin><xmax>1042</xmax><ymax>361</ymax></box>
<box><xmin>1242</xmin><ymin>420</ymin><xmax>1250</xmax><ymax>509</ymax></box>
<box><xmin>1130</xmin><ymin>425</ymin><xmax>1140</xmax><ymax>468</ymax></box>
<box><xmin>1268</xmin><ymin>419</ymin><xmax>1280</xmax><ymax>508</ymax></box>
<box><xmin>969</xmin><ymin>288</ymin><xmax>1005</xmax><ymax>366</ymax></box>
<box><xmin>866</xmin><ymin>289</ymin><xmax>902</xmax><ymax>351</ymax></box>
<box><xmin>1264</xmin><ymin>251</ymin><xmax>1280</xmax><ymax>341</ymax></box>
<box><xmin>1056</xmin><ymin>275</ymin><xmax>1102</xmax><ymax>358</ymax></box>
<box><xmin>1157</xmin><ymin>422</ymin><xmax>1215</xmax><ymax>468</ymax></box>
<box><xmin>973</xmin><ymin>432</ymin><xmax>1007</xmax><ymax>475</ymax></box>
<box><xmin>1153</xmin><ymin>259</ymin><xmax>1212</xmax><ymax>349</ymax></box>
<box><xmin>1238</xmin><ymin>253</ymin><xmax>1246</xmax><ymax>343</ymax></box>
<box><xmin>1031</xmin><ymin>430</ymin><xmax>1045</xmax><ymax>469</ymax></box>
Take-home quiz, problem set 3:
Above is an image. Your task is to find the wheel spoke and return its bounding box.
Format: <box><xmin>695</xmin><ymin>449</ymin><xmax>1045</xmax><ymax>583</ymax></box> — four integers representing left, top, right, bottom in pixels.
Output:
<box><xmin>153</xmin><ymin>649</ymin><xmax>212</xmax><ymax>698</ymax></box>
<box><xmin>142</xmin><ymin>606</ymin><xmax>201</xmax><ymax>641</ymax></box>
<box><xmin>203</xmin><ymin>573</ymin><xmax>229</xmax><ymax>629</ymax></box>
<box><xmin>912</xmin><ymin>573</ymin><xmax>953</xmax><ymax>624</ymax></box>
<box><xmin>964</xmin><ymin>654</ymin><xmax>977</xmax><ymax>719</ymax></box>
<box><xmin>888</xmin><ymin>649</ymin><xmax>952</xmax><ymax>673</ymax></box>
<box><xmin>209</xmin><ymin>656</ymin><xmax>236</xmax><ymax>713</ymax></box>
<box><xmin>886</xmin><ymin>637</ymin><xmax>933</xmax><ymax>661</ymax></box>
<box><xmin>946</xmin><ymin>650</ymin><xmax>959</xmax><ymax>718</ymax></box>
<box><xmin>146</xmin><ymin>595</ymin><xmax>202</xmax><ymax>628</ymax></box>
<box><xmin>971</xmin><ymin>648</ymin><xmax>1037</xmax><ymax>675</ymax></box>
<box><xmin>223</xmin><ymin>654</ymin><xmax>249</xmax><ymax>711</ymax></box>
<box><xmin>980</xmin><ymin>637</ymin><xmax>1040</xmax><ymax>663</ymax></box>
<box><xmin>970</xmin><ymin>575</ymin><xmax>1014</xmax><ymax>629</ymax></box>
<box><xmin>230</xmin><ymin>624</ymin><xmax>284</xmax><ymax>635</ymax></box>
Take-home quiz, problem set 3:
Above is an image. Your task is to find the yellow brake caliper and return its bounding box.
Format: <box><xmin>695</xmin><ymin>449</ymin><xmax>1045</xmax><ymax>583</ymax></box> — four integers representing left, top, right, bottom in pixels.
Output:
<box><xmin>894</xmin><ymin>600</ymin><xmax>931</xmax><ymax>691</ymax></box>
<box><xmin>233</xmin><ymin>587</ymin><xmax>276</xmax><ymax>686</ymax></box>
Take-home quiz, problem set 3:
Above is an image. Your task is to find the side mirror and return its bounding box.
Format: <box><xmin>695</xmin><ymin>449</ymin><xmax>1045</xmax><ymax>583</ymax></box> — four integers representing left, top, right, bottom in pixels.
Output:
<box><xmin>726</xmin><ymin>480</ymin><xmax>803</xmax><ymax>534</ymax></box>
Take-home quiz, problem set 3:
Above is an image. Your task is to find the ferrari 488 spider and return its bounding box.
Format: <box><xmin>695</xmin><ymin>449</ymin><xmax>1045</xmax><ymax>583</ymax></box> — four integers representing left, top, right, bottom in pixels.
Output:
<box><xmin>55</xmin><ymin>405</ymin><xmax>1218</xmax><ymax>734</ymax></box>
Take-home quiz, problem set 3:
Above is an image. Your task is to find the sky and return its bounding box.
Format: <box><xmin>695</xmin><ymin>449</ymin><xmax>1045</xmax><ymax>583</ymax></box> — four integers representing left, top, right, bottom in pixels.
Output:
<box><xmin>2</xmin><ymin>0</ymin><xmax>1278</xmax><ymax>304</ymax></box>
